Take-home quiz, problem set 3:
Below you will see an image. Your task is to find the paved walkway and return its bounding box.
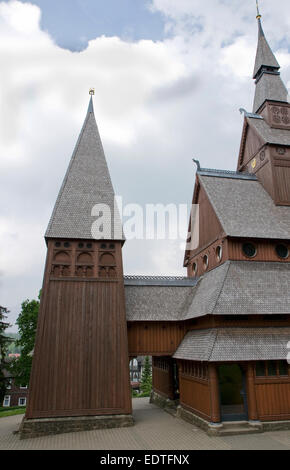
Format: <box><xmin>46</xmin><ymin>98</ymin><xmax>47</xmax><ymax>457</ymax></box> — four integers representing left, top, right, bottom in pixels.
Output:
<box><xmin>1</xmin><ymin>398</ymin><xmax>290</xmax><ymax>450</ymax></box>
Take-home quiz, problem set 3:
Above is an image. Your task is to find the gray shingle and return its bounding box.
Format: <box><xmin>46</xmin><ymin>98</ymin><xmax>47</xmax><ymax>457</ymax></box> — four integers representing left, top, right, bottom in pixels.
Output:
<box><xmin>252</xmin><ymin>19</ymin><xmax>288</xmax><ymax>112</ymax></box>
<box><xmin>124</xmin><ymin>276</ymin><xmax>197</xmax><ymax>287</ymax></box>
<box><xmin>199</xmin><ymin>175</ymin><xmax>290</xmax><ymax>239</ymax></box>
<box><xmin>173</xmin><ymin>327</ymin><xmax>290</xmax><ymax>362</ymax></box>
<box><xmin>125</xmin><ymin>261</ymin><xmax>290</xmax><ymax>322</ymax></box>
<box><xmin>184</xmin><ymin>262</ymin><xmax>230</xmax><ymax>320</ymax></box>
<box><xmin>187</xmin><ymin>261</ymin><xmax>290</xmax><ymax>319</ymax></box>
<box><xmin>247</xmin><ymin>115</ymin><xmax>290</xmax><ymax>146</ymax></box>
<box><xmin>253</xmin><ymin>19</ymin><xmax>280</xmax><ymax>79</ymax></box>
<box><xmin>125</xmin><ymin>284</ymin><xmax>196</xmax><ymax>321</ymax></box>
<box><xmin>253</xmin><ymin>73</ymin><xmax>288</xmax><ymax>113</ymax></box>
<box><xmin>213</xmin><ymin>261</ymin><xmax>290</xmax><ymax>316</ymax></box>
<box><xmin>45</xmin><ymin>98</ymin><xmax>123</xmax><ymax>240</ymax></box>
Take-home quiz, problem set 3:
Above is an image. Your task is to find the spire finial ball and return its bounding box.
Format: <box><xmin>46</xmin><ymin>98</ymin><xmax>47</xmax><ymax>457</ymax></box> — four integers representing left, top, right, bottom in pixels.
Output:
<box><xmin>89</xmin><ymin>88</ymin><xmax>95</xmax><ymax>96</ymax></box>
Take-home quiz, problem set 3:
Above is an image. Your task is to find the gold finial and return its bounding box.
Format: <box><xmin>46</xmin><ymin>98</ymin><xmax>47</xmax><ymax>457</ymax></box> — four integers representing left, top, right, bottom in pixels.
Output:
<box><xmin>89</xmin><ymin>88</ymin><xmax>95</xmax><ymax>96</ymax></box>
<box><xmin>256</xmin><ymin>0</ymin><xmax>261</xmax><ymax>19</ymax></box>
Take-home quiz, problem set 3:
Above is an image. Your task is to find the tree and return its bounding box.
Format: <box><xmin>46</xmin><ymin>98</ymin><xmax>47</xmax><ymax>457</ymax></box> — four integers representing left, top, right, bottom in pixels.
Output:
<box><xmin>0</xmin><ymin>306</ymin><xmax>11</xmax><ymax>404</ymax></box>
<box><xmin>9</xmin><ymin>294</ymin><xmax>40</xmax><ymax>387</ymax></box>
<box><xmin>140</xmin><ymin>356</ymin><xmax>152</xmax><ymax>397</ymax></box>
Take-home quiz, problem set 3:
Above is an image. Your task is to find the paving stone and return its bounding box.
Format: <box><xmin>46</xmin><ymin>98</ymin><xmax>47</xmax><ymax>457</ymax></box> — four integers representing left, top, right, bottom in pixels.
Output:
<box><xmin>0</xmin><ymin>398</ymin><xmax>290</xmax><ymax>450</ymax></box>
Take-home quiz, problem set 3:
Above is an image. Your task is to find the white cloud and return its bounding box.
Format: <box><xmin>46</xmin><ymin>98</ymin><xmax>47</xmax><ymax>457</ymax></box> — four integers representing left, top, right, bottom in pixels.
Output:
<box><xmin>1</xmin><ymin>0</ymin><xmax>290</xmax><ymax>330</ymax></box>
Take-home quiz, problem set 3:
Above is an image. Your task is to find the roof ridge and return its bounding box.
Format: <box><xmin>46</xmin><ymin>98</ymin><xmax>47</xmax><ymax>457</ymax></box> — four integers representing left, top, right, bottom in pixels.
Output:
<box><xmin>210</xmin><ymin>261</ymin><xmax>231</xmax><ymax>314</ymax></box>
<box><xmin>208</xmin><ymin>329</ymin><xmax>218</xmax><ymax>361</ymax></box>
<box><xmin>198</xmin><ymin>168</ymin><xmax>257</xmax><ymax>180</ymax></box>
<box><xmin>124</xmin><ymin>275</ymin><xmax>191</xmax><ymax>280</ymax></box>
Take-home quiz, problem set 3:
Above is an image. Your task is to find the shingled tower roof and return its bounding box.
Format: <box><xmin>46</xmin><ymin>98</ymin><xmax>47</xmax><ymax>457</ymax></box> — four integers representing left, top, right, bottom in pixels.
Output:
<box><xmin>253</xmin><ymin>12</ymin><xmax>288</xmax><ymax>112</ymax></box>
<box><xmin>253</xmin><ymin>16</ymin><xmax>280</xmax><ymax>79</ymax></box>
<box><xmin>46</xmin><ymin>96</ymin><xmax>123</xmax><ymax>241</ymax></box>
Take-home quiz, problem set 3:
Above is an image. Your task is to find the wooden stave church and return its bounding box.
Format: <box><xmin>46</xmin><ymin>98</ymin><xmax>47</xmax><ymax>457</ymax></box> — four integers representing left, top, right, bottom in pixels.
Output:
<box><xmin>20</xmin><ymin>14</ymin><xmax>290</xmax><ymax>438</ymax></box>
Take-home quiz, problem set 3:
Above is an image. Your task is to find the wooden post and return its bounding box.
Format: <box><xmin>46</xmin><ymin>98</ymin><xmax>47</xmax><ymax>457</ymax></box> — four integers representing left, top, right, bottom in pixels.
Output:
<box><xmin>209</xmin><ymin>364</ymin><xmax>221</xmax><ymax>423</ymax></box>
<box><xmin>167</xmin><ymin>358</ymin><xmax>175</xmax><ymax>400</ymax></box>
<box><xmin>246</xmin><ymin>362</ymin><xmax>259</xmax><ymax>421</ymax></box>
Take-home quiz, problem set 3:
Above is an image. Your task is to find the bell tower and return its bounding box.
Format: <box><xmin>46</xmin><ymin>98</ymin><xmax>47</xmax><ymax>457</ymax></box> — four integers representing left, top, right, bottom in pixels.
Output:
<box><xmin>237</xmin><ymin>6</ymin><xmax>290</xmax><ymax>206</ymax></box>
<box><xmin>20</xmin><ymin>95</ymin><xmax>133</xmax><ymax>438</ymax></box>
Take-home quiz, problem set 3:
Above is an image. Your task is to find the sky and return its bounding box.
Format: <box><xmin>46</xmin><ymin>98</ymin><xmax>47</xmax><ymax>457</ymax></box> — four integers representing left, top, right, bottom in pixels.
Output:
<box><xmin>1</xmin><ymin>0</ymin><xmax>290</xmax><ymax>331</ymax></box>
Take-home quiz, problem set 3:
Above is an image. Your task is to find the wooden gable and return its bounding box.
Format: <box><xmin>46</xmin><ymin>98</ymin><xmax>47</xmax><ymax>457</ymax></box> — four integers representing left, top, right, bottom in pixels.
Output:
<box><xmin>237</xmin><ymin>118</ymin><xmax>265</xmax><ymax>171</ymax></box>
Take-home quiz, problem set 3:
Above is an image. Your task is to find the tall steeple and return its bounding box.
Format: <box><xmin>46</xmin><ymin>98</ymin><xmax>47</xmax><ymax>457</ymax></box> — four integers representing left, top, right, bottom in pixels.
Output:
<box><xmin>22</xmin><ymin>92</ymin><xmax>133</xmax><ymax>438</ymax></box>
<box><xmin>252</xmin><ymin>4</ymin><xmax>288</xmax><ymax>113</ymax></box>
<box><xmin>46</xmin><ymin>94</ymin><xmax>123</xmax><ymax>241</ymax></box>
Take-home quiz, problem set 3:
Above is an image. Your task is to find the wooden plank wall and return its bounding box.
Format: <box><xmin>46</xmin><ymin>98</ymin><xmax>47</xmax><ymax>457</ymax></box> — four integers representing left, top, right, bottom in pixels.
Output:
<box><xmin>127</xmin><ymin>322</ymin><xmax>186</xmax><ymax>356</ymax></box>
<box><xmin>227</xmin><ymin>238</ymin><xmax>290</xmax><ymax>263</ymax></box>
<box><xmin>26</xmin><ymin>241</ymin><xmax>132</xmax><ymax>419</ymax></box>
<box><xmin>273</xmin><ymin>166</ymin><xmax>290</xmax><ymax>205</ymax></box>
<box><xmin>193</xmin><ymin>183</ymin><xmax>224</xmax><ymax>254</ymax></box>
<box><xmin>178</xmin><ymin>361</ymin><xmax>211</xmax><ymax>421</ymax></box>
<box><xmin>152</xmin><ymin>357</ymin><xmax>174</xmax><ymax>400</ymax></box>
<box><xmin>255</xmin><ymin>381</ymin><xmax>290</xmax><ymax>421</ymax></box>
<box><xmin>179</xmin><ymin>376</ymin><xmax>211</xmax><ymax>421</ymax></box>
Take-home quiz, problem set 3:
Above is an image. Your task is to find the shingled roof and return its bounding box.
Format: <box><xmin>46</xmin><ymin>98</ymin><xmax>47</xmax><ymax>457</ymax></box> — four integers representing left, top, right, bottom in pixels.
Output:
<box><xmin>253</xmin><ymin>73</ymin><xmax>288</xmax><ymax>113</ymax></box>
<box><xmin>125</xmin><ymin>261</ymin><xmax>290</xmax><ymax>321</ymax></box>
<box><xmin>46</xmin><ymin>97</ymin><xmax>123</xmax><ymax>240</ymax></box>
<box><xmin>173</xmin><ymin>327</ymin><xmax>290</xmax><ymax>362</ymax></box>
<box><xmin>198</xmin><ymin>174</ymin><xmax>290</xmax><ymax>239</ymax></box>
<box><xmin>185</xmin><ymin>261</ymin><xmax>290</xmax><ymax>319</ymax></box>
<box><xmin>246</xmin><ymin>116</ymin><xmax>290</xmax><ymax>146</ymax></box>
<box><xmin>253</xmin><ymin>18</ymin><xmax>280</xmax><ymax>79</ymax></box>
<box><xmin>252</xmin><ymin>17</ymin><xmax>288</xmax><ymax>112</ymax></box>
<box><xmin>125</xmin><ymin>277</ymin><xmax>197</xmax><ymax>321</ymax></box>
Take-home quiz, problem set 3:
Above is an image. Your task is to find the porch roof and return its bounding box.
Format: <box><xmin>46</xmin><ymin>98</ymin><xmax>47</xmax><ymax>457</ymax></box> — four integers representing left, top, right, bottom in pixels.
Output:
<box><xmin>173</xmin><ymin>327</ymin><xmax>290</xmax><ymax>362</ymax></box>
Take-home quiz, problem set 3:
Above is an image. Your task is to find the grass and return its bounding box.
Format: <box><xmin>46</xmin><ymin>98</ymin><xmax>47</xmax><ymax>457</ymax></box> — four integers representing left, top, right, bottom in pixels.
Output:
<box><xmin>0</xmin><ymin>406</ymin><xmax>26</xmax><ymax>418</ymax></box>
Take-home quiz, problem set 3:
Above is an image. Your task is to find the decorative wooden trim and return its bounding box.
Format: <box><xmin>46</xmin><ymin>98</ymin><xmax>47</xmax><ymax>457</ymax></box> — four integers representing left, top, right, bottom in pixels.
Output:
<box><xmin>49</xmin><ymin>277</ymin><xmax>119</xmax><ymax>282</ymax></box>
<box><xmin>179</xmin><ymin>373</ymin><xmax>209</xmax><ymax>385</ymax></box>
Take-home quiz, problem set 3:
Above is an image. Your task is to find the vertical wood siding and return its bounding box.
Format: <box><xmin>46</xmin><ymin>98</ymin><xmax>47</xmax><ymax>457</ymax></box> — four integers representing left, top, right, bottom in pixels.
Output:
<box><xmin>26</xmin><ymin>241</ymin><xmax>131</xmax><ymax>419</ymax></box>
<box><xmin>255</xmin><ymin>381</ymin><xmax>290</xmax><ymax>421</ymax></box>
<box><xmin>127</xmin><ymin>322</ymin><xmax>186</xmax><ymax>356</ymax></box>
<box><xmin>152</xmin><ymin>357</ymin><xmax>174</xmax><ymax>400</ymax></box>
<box><xmin>179</xmin><ymin>374</ymin><xmax>211</xmax><ymax>421</ymax></box>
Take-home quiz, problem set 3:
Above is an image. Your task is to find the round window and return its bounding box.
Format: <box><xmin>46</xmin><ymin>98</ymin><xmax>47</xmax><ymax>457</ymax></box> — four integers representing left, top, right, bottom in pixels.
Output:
<box><xmin>64</xmin><ymin>242</ymin><xmax>70</xmax><ymax>248</ymax></box>
<box><xmin>78</xmin><ymin>242</ymin><xmax>84</xmax><ymax>248</ymax></box>
<box><xmin>101</xmin><ymin>243</ymin><xmax>107</xmax><ymax>249</ymax></box>
<box><xmin>55</xmin><ymin>242</ymin><xmax>61</xmax><ymax>247</ymax></box>
<box><xmin>86</xmin><ymin>243</ymin><xmax>92</xmax><ymax>249</ymax></box>
<box><xmin>203</xmin><ymin>255</ymin><xmax>209</xmax><ymax>270</ymax></box>
<box><xmin>242</xmin><ymin>242</ymin><xmax>257</xmax><ymax>258</ymax></box>
<box><xmin>216</xmin><ymin>245</ymin><xmax>222</xmax><ymax>262</ymax></box>
<box><xmin>276</xmin><ymin>244</ymin><xmax>289</xmax><ymax>259</ymax></box>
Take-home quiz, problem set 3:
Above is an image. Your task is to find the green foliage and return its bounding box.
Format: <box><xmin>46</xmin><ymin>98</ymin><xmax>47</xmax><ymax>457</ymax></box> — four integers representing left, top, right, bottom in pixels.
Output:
<box><xmin>4</xmin><ymin>333</ymin><xmax>21</xmax><ymax>355</ymax></box>
<box><xmin>0</xmin><ymin>306</ymin><xmax>11</xmax><ymax>404</ymax></box>
<box><xmin>140</xmin><ymin>356</ymin><xmax>152</xmax><ymax>396</ymax></box>
<box><xmin>9</xmin><ymin>295</ymin><xmax>40</xmax><ymax>387</ymax></box>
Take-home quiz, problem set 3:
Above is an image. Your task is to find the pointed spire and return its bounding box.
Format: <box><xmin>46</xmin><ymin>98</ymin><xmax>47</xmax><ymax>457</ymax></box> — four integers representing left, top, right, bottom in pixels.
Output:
<box><xmin>46</xmin><ymin>94</ymin><xmax>124</xmax><ymax>241</ymax></box>
<box><xmin>253</xmin><ymin>13</ymin><xmax>280</xmax><ymax>79</ymax></box>
<box><xmin>252</xmin><ymin>7</ymin><xmax>288</xmax><ymax>112</ymax></box>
